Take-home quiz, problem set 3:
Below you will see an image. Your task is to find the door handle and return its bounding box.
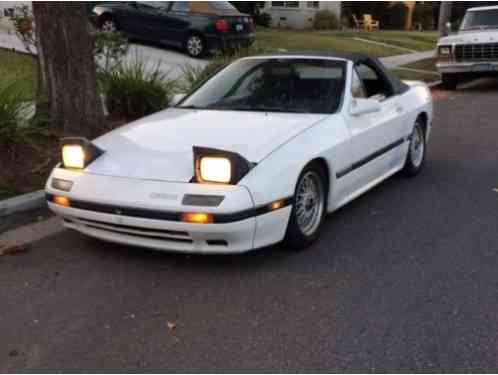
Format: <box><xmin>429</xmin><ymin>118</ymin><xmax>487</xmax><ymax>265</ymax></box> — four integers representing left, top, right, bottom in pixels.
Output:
<box><xmin>395</xmin><ymin>105</ymin><xmax>404</xmax><ymax>113</ymax></box>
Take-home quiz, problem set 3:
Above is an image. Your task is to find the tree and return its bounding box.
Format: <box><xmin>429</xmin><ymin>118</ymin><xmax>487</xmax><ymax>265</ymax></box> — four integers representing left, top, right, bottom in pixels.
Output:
<box><xmin>438</xmin><ymin>1</ymin><xmax>453</xmax><ymax>37</ymax></box>
<box><xmin>33</xmin><ymin>2</ymin><xmax>104</xmax><ymax>138</ymax></box>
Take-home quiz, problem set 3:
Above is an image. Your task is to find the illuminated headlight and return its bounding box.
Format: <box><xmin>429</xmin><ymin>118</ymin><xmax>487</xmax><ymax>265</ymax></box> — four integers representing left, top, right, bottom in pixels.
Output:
<box><xmin>62</xmin><ymin>145</ymin><xmax>85</xmax><ymax>169</ymax></box>
<box><xmin>439</xmin><ymin>46</ymin><xmax>451</xmax><ymax>56</ymax></box>
<box><xmin>60</xmin><ymin>137</ymin><xmax>104</xmax><ymax>170</ymax></box>
<box><xmin>199</xmin><ymin>157</ymin><xmax>231</xmax><ymax>184</ymax></box>
<box><xmin>193</xmin><ymin>146</ymin><xmax>253</xmax><ymax>185</ymax></box>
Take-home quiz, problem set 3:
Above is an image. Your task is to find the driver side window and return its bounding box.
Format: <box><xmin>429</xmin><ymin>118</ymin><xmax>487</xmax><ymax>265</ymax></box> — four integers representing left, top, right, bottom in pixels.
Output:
<box><xmin>355</xmin><ymin>62</ymin><xmax>393</xmax><ymax>101</ymax></box>
<box><xmin>351</xmin><ymin>68</ymin><xmax>367</xmax><ymax>99</ymax></box>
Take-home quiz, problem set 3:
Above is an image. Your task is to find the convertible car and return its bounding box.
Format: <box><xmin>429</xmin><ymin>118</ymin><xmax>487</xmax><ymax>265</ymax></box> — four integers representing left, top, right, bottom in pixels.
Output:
<box><xmin>46</xmin><ymin>53</ymin><xmax>433</xmax><ymax>253</ymax></box>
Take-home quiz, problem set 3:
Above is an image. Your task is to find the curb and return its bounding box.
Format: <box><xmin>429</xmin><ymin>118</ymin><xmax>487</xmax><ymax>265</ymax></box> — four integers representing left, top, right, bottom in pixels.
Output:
<box><xmin>0</xmin><ymin>190</ymin><xmax>46</xmax><ymax>217</ymax></box>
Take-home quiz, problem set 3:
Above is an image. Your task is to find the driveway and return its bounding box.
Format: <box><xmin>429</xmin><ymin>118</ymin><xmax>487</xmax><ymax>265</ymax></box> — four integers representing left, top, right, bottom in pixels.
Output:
<box><xmin>1</xmin><ymin>78</ymin><xmax>498</xmax><ymax>372</ymax></box>
<box><xmin>0</xmin><ymin>21</ymin><xmax>207</xmax><ymax>81</ymax></box>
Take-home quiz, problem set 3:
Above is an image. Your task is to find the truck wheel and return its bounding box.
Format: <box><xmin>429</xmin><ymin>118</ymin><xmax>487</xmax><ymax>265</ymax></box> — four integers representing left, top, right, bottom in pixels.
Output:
<box><xmin>441</xmin><ymin>73</ymin><xmax>458</xmax><ymax>90</ymax></box>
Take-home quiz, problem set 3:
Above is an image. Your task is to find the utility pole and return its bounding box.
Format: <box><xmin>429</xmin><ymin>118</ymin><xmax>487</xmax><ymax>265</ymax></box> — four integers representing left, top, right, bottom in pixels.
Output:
<box><xmin>438</xmin><ymin>1</ymin><xmax>453</xmax><ymax>37</ymax></box>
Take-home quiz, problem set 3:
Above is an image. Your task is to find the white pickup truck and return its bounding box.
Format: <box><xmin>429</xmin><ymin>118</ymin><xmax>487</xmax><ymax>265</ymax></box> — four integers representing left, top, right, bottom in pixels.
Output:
<box><xmin>437</xmin><ymin>5</ymin><xmax>498</xmax><ymax>90</ymax></box>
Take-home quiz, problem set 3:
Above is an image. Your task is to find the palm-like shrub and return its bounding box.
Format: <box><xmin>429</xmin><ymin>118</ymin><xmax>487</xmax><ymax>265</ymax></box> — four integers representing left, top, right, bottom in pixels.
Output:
<box><xmin>99</xmin><ymin>56</ymin><xmax>178</xmax><ymax>121</ymax></box>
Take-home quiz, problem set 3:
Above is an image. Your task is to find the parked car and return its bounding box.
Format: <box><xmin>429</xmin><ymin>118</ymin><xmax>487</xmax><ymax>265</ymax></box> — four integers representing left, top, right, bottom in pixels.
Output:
<box><xmin>90</xmin><ymin>1</ymin><xmax>256</xmax><ymax>57</ymax></box>
<box><xmin>437</xmin><ymin>5</ymin><xmax>498</xmax><ymax>90</ymax></box>
<box><xmin>46</xmin><ymin>53</ymin><xmax>433</xmax><ymax>254</ymax></box>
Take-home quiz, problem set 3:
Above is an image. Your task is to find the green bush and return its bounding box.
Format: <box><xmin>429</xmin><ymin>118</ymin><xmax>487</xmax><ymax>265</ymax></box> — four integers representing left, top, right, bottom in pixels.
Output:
<box><xmin>383</xmin><ymin>2</ymin><xmax>409</xmax><ymax>30</ymax></box>
<box><xmin>412</xmin><ymin>3</ymin><xmax>434</xmax><ymax>30</ymax></box>
<box><xmin>313</xmin><ymin>10</ymin><xmax>340</xmax><ymax>30</ymax></box>
<box><xmin>93</xmin><ymin>31</ymin><xmax>129</xmax><ymax>75</ymax></box>
<box><xmin>255</xmin><ymin>12</ymin><xmax>272</xmax><ymax>28</ymax></box>
<box><xmin>0</xmin><ymin>79</ymin><xmax>32</xmax><ymax>141</ymax></box>
<box><xmin>99</xmin><ymin>57</ymin><xmax>178</xmax><ymax>121</ymax></box>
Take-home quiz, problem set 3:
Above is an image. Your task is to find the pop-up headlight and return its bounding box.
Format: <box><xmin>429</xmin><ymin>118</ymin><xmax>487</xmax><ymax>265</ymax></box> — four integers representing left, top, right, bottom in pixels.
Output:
<box><xmin>61</xmin><ymin>137</ymin><xmax>104</xmax><ymax>170</ymax></box>
<box><xmin>193</xmin><ymin>146</ymin><xmax>253</xmax><ymax>185</ymax></box>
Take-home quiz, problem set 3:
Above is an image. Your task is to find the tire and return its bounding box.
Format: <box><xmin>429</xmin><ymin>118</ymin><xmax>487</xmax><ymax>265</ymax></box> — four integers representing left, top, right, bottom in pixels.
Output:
<box><xmin>441</xmin><ymin>73</ymin><xmax>458</xmax><ymax>90</ymax></box>
<box><xmin>100</xmin><ymin>16</ymin><xmax>118</xmax><ymax>33</ymax></box>
<box><xmin>185</xmin><ymin>33</ymin><xmax>205</xmax><ymax>58</ymax></box>
<box><xmin>402</xmin><ymin>119</ymin><xmax>426</xmax><ymax>177</ymax></box>
<box><xmin>284</xmin><ymin>163</ymin><xmax>327</xmax><ymax>251</ymax></box>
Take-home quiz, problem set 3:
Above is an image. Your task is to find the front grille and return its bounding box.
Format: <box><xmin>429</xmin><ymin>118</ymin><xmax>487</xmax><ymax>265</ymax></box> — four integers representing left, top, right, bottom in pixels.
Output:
<box><xmin>455</xmin><ymin>43</ymin><xmax>498</xmax><ymax>61</ymax></box>
<box><xmin>69</xmin><ymin>218</ymin><xmax>193</xmax><ymax>244</ymax></box>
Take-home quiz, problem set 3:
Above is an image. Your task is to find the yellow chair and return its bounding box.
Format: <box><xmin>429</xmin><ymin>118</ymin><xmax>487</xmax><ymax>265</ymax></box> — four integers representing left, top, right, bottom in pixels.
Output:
<box><xmin>363</xmin><ymin>14</ymin><xmax>380</xmax><ymax>32</ymax></box>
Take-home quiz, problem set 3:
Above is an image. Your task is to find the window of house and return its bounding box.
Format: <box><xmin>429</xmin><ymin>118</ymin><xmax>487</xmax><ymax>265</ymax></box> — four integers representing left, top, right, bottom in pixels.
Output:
<box><xmin>307</xmin><ymin>2</ymin><xmax>320</xmax><ymax>9</ymax></box>
<box><xmin>271</xmin><ymin>1</ymin><xmax>300</xmax><ymax>8</ymax></box>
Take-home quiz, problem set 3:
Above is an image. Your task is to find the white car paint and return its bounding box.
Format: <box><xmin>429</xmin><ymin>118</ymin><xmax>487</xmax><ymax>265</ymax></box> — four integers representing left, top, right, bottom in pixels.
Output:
<box><xmin>46</xmin><ymin>55</ymin><xmax>433</xmax><ymax>254</ymax></box>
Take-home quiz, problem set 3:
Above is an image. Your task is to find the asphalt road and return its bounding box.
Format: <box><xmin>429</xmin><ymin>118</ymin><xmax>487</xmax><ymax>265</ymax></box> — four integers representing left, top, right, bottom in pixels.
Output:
<box><xmin>1</xmin><ymin>79</ymin><xmax>498</xmax><ymax>372</ymax></box>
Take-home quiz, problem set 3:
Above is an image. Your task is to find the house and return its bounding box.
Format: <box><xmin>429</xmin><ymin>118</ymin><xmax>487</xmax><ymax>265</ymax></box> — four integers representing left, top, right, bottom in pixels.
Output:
<box><xmin>260</xmin><ymin>1</ymin><xmax>342</xmax><ymax>29</ymax></box>
<box><xmin>0</xmin><ymin>1</ymin><xmax>31</xmax><ymax>18</ymax></box>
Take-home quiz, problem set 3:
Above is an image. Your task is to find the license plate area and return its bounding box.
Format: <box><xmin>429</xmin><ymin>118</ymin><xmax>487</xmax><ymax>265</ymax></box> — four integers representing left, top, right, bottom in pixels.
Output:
<box><xmin>473</xmin><ymin>64</ymin><xmax>495</xmax><ymax>72</ymax></box>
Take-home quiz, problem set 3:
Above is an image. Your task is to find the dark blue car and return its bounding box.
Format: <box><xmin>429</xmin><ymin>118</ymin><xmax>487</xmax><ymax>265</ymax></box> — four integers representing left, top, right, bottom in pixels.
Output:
<box><xmin>90</xmin><ymin>1</ymin><xmax>256</xmax><ymax>57</ymax></box>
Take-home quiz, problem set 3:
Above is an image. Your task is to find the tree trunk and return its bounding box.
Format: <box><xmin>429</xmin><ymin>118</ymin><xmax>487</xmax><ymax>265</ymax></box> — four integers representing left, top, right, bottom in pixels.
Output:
<box><xmin>32</xmin><ymin>2</ymin><xmax>104</xmax><ymax>138</ymax></box>
<box><xmin>438</xmin><ymin>1</ymin><xmax>452</xmax><ymax>37</ymax></box>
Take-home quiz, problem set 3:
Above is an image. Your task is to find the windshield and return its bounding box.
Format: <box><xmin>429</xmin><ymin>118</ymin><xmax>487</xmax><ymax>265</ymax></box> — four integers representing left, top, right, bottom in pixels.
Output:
<box><xmin>178</xmin><ymin>58</ymin><xmax>346</xmax><ymax>114</ymax></box>
<box><xmin>461</xmin><ymin>9</ymin><xmax>498</xmax><ymax>30</ymax></box>
<box><xmin>210</xmin><ymin>1</ymin><xmax>238</xmax><ymax>11</ymax></box>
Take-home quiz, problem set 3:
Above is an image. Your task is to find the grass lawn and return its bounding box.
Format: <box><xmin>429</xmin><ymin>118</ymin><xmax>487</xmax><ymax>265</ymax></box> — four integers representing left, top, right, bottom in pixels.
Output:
<box><xmin>390</xmin><ymin>57</ymin><xmax>439</xmax><ymax>83</ymax></box>
<box><xmin>0</xmin><ymin>48</ymin><xmax>37</xmax><ymax>101</ymax></box>
<box><xmin>391</xmin><ymin>68</ymin><xmax>439</xmax><ymax>83</ymax></box>
<box><xmin>255</xmin><ymin>29</ymin><xmax>437</xmax><ymax>57</ymax></box>
<box><xmin>401</xmin><ymin>57</ymin><xmax>437</xmax><ymax>71</ymax></box>
<box><xmin>337</xmin><ymin>31</ymin><xmax>438</xmax><ymax>52</ymax></box>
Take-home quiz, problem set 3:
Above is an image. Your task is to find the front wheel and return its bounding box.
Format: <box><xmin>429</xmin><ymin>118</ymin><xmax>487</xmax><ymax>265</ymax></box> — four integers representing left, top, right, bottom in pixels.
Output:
<box><xmin>185</xmin><ymin>34</ymin><xmax>205</xmax><ymax>58</ymax></box>
<box><xmin>284</xmin><ymin>164</ymin><xmax>327</xmax><ymax>250</ymax></box>
<box><xmin>402</xmin><ymin>121</ymin><xmax>426</xmax><ymax>177</ymax></box>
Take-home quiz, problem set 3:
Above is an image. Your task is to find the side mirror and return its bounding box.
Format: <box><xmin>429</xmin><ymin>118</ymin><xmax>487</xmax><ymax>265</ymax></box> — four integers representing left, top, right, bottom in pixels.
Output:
<box><xmin>170</xmin><ymin>93</ymin><xmax>186</xmax><ymax>106</ymax></box>
<box><xmin>445</xmin><ymin>21</ymin><xmax>452</xmax><ymax>36</ymax></box>
<box><xmin>350</xmin><ymin>98</ymin><xmax>381</xmax><ymax>116</ymax></box>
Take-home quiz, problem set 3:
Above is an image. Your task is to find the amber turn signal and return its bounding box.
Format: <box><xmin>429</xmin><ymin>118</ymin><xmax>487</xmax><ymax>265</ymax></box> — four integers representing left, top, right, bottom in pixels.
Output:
<box><xmin>181</xmin><ymin>212</ymin><xmax>214</xmax><ymax>224</ymax></box>
<box><xmin>53</xmin><ymin>195</ymin><xmax>71</xmax><ymax>207</ymax></box>
<box><xmin>269</xmin><ymin>200</ymin><xmax>285</xmax><ymax>211</ymax></box>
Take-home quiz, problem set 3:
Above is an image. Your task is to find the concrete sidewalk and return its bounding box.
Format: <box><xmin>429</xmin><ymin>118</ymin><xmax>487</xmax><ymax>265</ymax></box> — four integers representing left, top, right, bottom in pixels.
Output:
<box><xmin>380</xmin><ymin>50</ymin><xmax>435</xmax><ymax>69</ymax></box>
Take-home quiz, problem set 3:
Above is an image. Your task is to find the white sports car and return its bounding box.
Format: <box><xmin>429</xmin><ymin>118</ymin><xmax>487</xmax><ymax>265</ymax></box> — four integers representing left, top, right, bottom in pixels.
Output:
<box><xmin>46</xmin><ymin>53</ymin><xmax>433</xmax><ymax>253</ymax></box>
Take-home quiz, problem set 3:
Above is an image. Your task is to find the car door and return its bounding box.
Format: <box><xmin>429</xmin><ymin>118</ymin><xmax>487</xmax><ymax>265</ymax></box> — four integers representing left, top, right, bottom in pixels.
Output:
<box><xmin>162</xmin><ymin>2</ymin><xmax>192</xmax><ymax>46</ymax></box>
<box><xmin>344</xmin><ymin>62</ymin><xmax>406</xmax><ymax>189</ymax></box>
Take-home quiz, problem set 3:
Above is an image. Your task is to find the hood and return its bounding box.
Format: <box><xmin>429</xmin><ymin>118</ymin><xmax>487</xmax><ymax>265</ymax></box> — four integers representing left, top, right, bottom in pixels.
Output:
<box><xmin>87</xmin><ymin>108</ymin><xmax>327</xmax><ymax>182</ymax></box>
<box><xmin>438</xmin><ymin>30</ymin><xmax>498</xmax><ymax>45</ymax></box>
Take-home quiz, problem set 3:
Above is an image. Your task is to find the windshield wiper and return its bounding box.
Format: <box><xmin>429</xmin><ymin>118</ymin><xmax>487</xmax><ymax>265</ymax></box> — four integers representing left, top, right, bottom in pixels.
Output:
<box><xmin>176</xmin><ymin>104</ymin><xmax>206</xmax><ymax>110</ymax></box>
<box><xmin>208</xmin><ymin>105</ymin><xmax>309</xmax><ymax>113</ymax></box>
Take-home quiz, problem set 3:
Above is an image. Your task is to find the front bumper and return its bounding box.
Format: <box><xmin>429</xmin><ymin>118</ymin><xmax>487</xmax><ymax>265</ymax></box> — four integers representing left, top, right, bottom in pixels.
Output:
<box><xmin>436</xmin><ymin>60</ymin><xmax>498</xmax><ymax>74</ymax></box>
<box><xmin>45</xmin><ymin>168</ymin><xmax>291</xmax><ymax>254</ymax></box>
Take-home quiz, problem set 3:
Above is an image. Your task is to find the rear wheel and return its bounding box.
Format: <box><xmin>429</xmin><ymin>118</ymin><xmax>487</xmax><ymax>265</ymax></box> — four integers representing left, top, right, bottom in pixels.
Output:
<box><xmin>284</xmin><ymin>164</ymin><xmax>327</xmax><ymax>250</ymax></box>
<box><xmin>185</xmin><ymin>33</ymin><xmax>205</xmax><ymax>58</ymax></box>
<box><xmin>441</xmin><ymin>73</ymin><xmax>458</xmax><ymax>90</ymax></box>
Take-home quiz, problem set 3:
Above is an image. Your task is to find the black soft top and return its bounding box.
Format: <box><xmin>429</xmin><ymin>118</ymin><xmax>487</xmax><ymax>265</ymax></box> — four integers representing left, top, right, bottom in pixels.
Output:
<box><xmin>259</xmin><ymin>51</ymin><xmax>410</xmax><ymax>96</ymax></box>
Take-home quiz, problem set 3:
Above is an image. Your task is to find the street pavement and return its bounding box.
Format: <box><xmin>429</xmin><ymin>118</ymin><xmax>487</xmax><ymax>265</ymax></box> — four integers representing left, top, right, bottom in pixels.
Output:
<box><xmin>1</xmin><ymin>78</ymin><xmax>498</xmax><ymax>372</ymax></box>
